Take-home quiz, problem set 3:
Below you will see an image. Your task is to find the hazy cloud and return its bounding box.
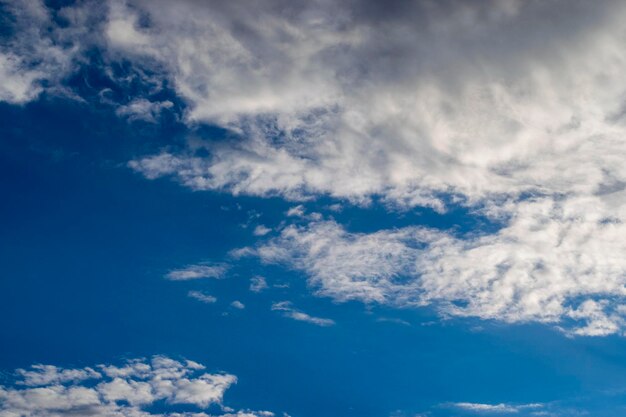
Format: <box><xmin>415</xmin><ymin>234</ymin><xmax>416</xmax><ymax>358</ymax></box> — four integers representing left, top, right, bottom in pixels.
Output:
<box><xmin>166</xmin><ymin>264</ymin><xmax>228</xmax><ymax>281</ymax></box>
<box><xmin>271</xmin><ymin>301</ymin><xmax>335</xmax><ymax>327</ymax></box>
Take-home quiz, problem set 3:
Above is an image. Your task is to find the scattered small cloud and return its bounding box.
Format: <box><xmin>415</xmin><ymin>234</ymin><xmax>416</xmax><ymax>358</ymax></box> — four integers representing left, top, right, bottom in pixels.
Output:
<box><xmin>450</xmin><ymin>402</ymin><xmax>544</xmax><ymax>414</ymax></box>
<box><xmin>376</xmin><ymin>317</ymin><xmax>411</xmax><ymax>326</ymax></box>
<box><xmin>271</xmin><ymin>301</ymin><xmax>335</xmax><ymax>327</ymax></box>
<box><xmin>166</xmin><ymin>263</ymin><xmax>227</xmax><ymax>281</ymax></box>
<box><xmin>253</xmin><ymin>225</ymin><xmax>272</xmax><ymax>236</ymax></box>
<box><xmin>188</xmin><ymin>290</ymin><xmax>217</xmax><ymax>304</ymax></box>
<box><xmin>286</xmin><ymin>205</ymin><xmax>305</xmax><ymax>217</ymax></box>
<box><xmin>250</xmin><ymin>276</ymin><xmax>268</xmax><ymax>292</ymax></box>
<box><xmin>231</xmin><ymin>300</ymin><xmax>245</xmax><ymax>309</ymax></box>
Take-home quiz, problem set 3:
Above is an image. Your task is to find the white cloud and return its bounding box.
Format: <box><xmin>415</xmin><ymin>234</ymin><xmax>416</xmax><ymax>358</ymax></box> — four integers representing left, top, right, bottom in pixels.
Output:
<box><xmin>451</xmin><ymin>402</ymin><xmax>543</xmax><ymax>414</ymax></box>
<box><xmin>166</xmin><ymin>264</ymin><xmax>228</xmax><ymax>281</ymax></box>
<box><xmin>230</xmin><ymin>300</ymin><xmax>245</xmax><ymax>309</ymax></box>
<box><xmin>111</xmin><ymin>1</ymin><xmax>626</xmax><ymax>336</ymax></box>
<box><xmin>249</xmin><ymin>276</ymin><xmax>268</xmax><ymax>293</ymax></box>
<box><xmin>0</xmin><ymin>356</ymin><xmax>275</xmax><ymax>417</ymax></box>
<box><xmin>16</xmin><ymin>365</ymin><xmax>101</xmax><ymax>387</ymax></box>
<box><xmin>253</xmin><ymin>225</ymin><xmax>272</xmax><ymax>236</ymax></box>
<box><xmin>251</xmin><ymin>215</ymin><xmax>626</xmax><ymax>336</ymax></box>
<box><xmin>188</xmin><ymin>290</ymin><xmax>217</xmax><ymax>304</ymax></box>
<box><xmin>115</xmin><ymin>98</ymin><xmax>174</xmax><ymax>122</ymax></box>
<box><xmin>271</xmin><ymin>301</ymin><xmax>335</xmax><ymax>327</ymax></box>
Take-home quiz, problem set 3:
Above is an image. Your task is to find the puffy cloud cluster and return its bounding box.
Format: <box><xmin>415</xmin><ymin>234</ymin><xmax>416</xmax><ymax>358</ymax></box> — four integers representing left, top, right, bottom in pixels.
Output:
<box><xmin>0</xmin><ymin>356</ymin><xmax>273</xmax><ymax>417</ymax></box>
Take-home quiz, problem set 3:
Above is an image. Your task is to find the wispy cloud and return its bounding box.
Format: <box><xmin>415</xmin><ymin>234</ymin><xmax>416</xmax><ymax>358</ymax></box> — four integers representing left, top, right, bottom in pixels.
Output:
<box><xmin>250</xmin><ymin>217</ymin><xmax>626</xmax><ymax>336</ymax></box>
<box><xmin>253</xmin><ymin>225</ymin><xmax>272</xmax><ymax>236</ymax></box>
<box><xmin>188</xmin><ymin>290</ymin><xmax>217</xmax><ymax>304</ymax></box>
<box><xmin>165</xmin><ymin>263</ymin><xmax>227</xmax><ymax>281</ymax></box>
<box><xmin>271</xmin><ymin>301</ymin><xmax>335</xmax><ymax>327</ymax></box>
<box><xmin>450</xmin><ymin>402</ymin><xmax>543</xmax><ymax>414</ymax></box>
<box><xmin>249</xmin><ymin>276</ymin><xmax>268</xmax><ymax>293</ymax></box>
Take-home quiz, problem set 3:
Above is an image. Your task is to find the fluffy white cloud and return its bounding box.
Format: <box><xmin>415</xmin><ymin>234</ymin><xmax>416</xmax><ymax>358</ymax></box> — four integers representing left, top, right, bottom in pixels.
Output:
<box><xmin>0</xmin><ymin>356</ymin><xmax>273</xmax><ymax>417</ymax></box>
<box><xmin>166</xmin><ymin>264</ymin><xmax>228</xmax><ymax>281</ymax></box>
<box><xmin>120</xmin><ymin>0</ymin><xmax>626</xmax><ymax>206</ymax></box>
<box><xmin>271</xmin><ymin>301</ymin><xmax>335</xmax><ymax>327</ymax></box>
<box><xmin>249</xmin><ymin>214</ymin><xmax>626</xmax><ymax>336</ymax></box>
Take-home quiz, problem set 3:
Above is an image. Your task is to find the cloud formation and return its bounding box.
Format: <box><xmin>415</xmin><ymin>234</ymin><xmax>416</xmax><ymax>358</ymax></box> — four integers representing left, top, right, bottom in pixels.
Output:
<box><xmin>0</xmin><ymin>356</ymin><xmax>273</xmax><ymax>417</ymax></box>
<box><xmin>5</xmin><ymin>0</ymin><xmax>626</xmax><ymax>336</ymax></box>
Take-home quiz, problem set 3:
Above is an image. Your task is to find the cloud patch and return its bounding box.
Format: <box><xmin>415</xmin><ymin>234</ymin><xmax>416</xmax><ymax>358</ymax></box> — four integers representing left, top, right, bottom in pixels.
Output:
<box><xmin>251</xmin><ymin>215</ymin><xmax>626</xmax><ymax>336</ymax></box>
<box><xmin>0</xmin><ymin>356</ymin><xmax>274</xmax><ymax>416</ymax></box>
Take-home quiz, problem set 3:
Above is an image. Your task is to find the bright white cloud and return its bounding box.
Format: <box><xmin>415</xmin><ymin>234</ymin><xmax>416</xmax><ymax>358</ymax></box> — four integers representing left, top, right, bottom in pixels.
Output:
<box><xmin>230</xmin><ymin>300</ymin><xmax>245</xmax><ymax>310</ymax></box>
<box><xmin>0</xmin><ymin>356</ymin><xmax>275</xmax><ymax>417</ymax></box>
<box><xmin>249</xmin><ymin>215</ymin><xmax>626</xmax><ymax>336</ymax></box>
<box><xmin>166</xmin><ymin>264</ymin><xmax>228</xmax><ymax>281</ymax></box>
<box><xmin>271</xmin><ymin>301</ymin><xmax>335</xmax><ymax>327</ymax></box>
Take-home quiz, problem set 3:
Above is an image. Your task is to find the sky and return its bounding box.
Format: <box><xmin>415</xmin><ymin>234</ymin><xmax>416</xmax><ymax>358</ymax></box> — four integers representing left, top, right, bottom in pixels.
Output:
<box><xmin>3</xmin><ymin>0</ymin><xmax>626</xmax><ymax>416</ymax></box>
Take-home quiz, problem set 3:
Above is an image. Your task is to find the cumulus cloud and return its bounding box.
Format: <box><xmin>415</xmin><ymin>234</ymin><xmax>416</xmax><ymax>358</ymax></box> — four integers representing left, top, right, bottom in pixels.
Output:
<box><xmin>230</xmin><ymin>300</ymin><xmax>245</xmax><ymax>309</ymax></box>
<box><xmin>0</xmin><ymin>356</ymin><xmax>273</xmax><ymax>417</ymax></box>
<box><xmin>166</xmin><ymin>264</ymin><xmax>228</xmax><ymax>281</ymax></box>
<box><xmin>271</xmin><ymin>301</ymin><xmax>335</xmax><ymax>327</ymax></box>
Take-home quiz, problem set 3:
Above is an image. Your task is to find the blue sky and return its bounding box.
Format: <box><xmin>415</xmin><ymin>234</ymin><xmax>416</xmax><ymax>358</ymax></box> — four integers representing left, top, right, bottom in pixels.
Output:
<box><xmin>3</xmin><ymin>1</ymin><xmax>626</xmax><ymax>416</ymax></box>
